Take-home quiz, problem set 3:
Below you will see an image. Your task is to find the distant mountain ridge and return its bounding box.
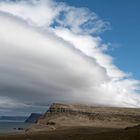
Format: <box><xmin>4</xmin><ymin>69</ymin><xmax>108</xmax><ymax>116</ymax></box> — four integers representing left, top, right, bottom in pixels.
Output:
<box><xmin>0</xmin><ymin>116</ymin><xmax>27</xmax><ymax>122</ymax></box>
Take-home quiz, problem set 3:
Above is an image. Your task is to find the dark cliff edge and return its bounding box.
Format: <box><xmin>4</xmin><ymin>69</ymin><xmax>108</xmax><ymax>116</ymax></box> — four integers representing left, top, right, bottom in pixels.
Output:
<box><xmin>25</xmin><ymin>113</ymin><xmax>42</xmax><ymax>123</ymax></box>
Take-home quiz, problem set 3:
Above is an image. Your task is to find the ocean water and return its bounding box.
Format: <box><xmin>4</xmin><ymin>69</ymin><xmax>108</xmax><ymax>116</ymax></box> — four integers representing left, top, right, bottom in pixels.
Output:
<box><xmin>0</xmin><ymin>121</ymin><xmax>32</xmax><ymax>133</ymax></box>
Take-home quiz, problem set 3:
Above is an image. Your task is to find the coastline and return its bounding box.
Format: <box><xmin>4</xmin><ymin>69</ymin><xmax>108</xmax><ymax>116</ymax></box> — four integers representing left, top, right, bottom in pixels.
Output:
<box><xmin>0</xmin><ymin>121</ymin><xmax>32</xmax><ymax>135</ymax></box>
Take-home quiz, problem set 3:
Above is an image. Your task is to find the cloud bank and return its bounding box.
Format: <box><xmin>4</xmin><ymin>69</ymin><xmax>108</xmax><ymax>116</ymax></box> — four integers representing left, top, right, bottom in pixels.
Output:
<box><xmin>0</xmin><ymin>0</ymin><xmax>140</xmax><ymax>115</ymax></box>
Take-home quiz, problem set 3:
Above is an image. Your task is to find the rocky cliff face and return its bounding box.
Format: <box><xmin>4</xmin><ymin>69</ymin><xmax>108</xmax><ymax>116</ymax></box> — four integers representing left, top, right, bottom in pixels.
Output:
<box><xmin>35</xmin><ymin>103</ymin><xmax>140</xmax><ymax>129</ymax></box>
<box><xmin>25</xmin><ymin>113</ymin><xmax>42</xmax><ymax>123</ymax></box>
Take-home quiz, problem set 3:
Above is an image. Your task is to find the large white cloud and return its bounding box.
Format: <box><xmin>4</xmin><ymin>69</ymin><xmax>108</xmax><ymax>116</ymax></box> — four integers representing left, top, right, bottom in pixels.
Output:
<box><xmin>0</xmin><ymin>0</ymin><xmax>140</xmax><ymax>115</ymax></box>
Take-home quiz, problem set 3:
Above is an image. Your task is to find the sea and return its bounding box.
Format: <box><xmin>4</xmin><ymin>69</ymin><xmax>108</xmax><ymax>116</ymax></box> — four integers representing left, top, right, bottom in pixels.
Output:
<box><xmin>0</xmin><ymin>121</ymin><xmax>32</xmax><ymax>133</ymax></box>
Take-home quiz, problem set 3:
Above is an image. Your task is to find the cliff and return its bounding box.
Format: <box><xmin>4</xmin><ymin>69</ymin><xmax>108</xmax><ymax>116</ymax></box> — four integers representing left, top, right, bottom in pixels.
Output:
<box><xmin>25</xmin><ymin>113</ymin><xmax>42</xmax><ymax>123</ymax></box>
<box><xmin>28</xmin><ymin>103</ymin><xmax>140</xmax><ymax>132</ymax></box>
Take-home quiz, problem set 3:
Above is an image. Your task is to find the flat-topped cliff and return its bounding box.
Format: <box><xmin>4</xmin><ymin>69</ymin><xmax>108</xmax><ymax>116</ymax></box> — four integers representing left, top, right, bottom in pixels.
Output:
<box><xmin>28</xmin><ymin>103</ymin><xmax>140</xmax><ymax>132</ymax></box>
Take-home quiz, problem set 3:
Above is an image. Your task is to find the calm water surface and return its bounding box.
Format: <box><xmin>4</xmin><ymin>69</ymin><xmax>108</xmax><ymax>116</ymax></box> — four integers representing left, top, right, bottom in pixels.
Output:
<box><xmin>0</xmin><ymin>121</ymin><xmax>32</xmax><ymax>133</ymax></box>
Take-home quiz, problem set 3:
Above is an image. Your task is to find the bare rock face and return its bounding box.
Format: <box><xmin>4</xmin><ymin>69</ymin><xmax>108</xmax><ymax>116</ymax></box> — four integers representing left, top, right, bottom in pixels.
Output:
<box><xmin>25</xmin><ymin>113</ymin><xmax>42</xmax><ymax>123</ymax></box>
<box><xmin>125</xmin><ymin>124</ymin><xmax>140</xmax><ymax>130</ymax></box>
<box><xmin>35</xmin><ymin>103</ymin><xmax>140</xmax><ymax>130</ymax></box>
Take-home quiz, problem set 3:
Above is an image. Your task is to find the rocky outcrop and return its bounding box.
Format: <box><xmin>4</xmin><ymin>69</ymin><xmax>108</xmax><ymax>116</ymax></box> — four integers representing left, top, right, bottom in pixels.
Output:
<box><xmin>29</xmin><ymin>103</ymin><xmax>140</xmax><ymax>131</ymax></box>
<box><xmin>25</xmin><ymin>113</ymin><xmax>42</xmax><ymax>123</ymax></box>
<box><xmin>125</xmin><ymin>124</ymin><xmax>140</xmax><ymax>130</ymax></box>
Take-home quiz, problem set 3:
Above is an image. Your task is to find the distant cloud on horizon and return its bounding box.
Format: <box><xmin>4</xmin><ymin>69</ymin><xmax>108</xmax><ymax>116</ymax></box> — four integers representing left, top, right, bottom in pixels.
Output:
<box><xmin>0</xmin><ymin>0</ymin><xmax>140</xmax><ymax>115</ymax></box>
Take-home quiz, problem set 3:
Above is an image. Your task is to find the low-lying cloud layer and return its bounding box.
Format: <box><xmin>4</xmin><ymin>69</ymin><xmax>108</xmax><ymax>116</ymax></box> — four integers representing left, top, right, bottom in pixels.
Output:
<box><xmin>0</xmin><ymin>0</ymin><xmax>140</xmax><ymax>115</ymax></box>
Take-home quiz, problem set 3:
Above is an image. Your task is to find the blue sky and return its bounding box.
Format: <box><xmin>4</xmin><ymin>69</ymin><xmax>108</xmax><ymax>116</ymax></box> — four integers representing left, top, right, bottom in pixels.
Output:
<box><xmin>0</xmin><ymin>0</ymin><xmax>140</xmax><ymax>115</ymax></box>
<box><xmin>56</xmin><ymin>0</ymin><xmax>140</xmax><ymax>80</ymax></box>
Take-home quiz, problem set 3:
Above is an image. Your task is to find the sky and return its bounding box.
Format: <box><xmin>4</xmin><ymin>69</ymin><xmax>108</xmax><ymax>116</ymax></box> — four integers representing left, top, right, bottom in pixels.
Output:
<box><xmin>56</xmin><ymin>0</ymin><xmax>140</xmax><ymax>80</ymax></box>
<box><xmin>0</xmin><ymin>0</ymin><xmax>140</xmax><ymax>116</ymax></box>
